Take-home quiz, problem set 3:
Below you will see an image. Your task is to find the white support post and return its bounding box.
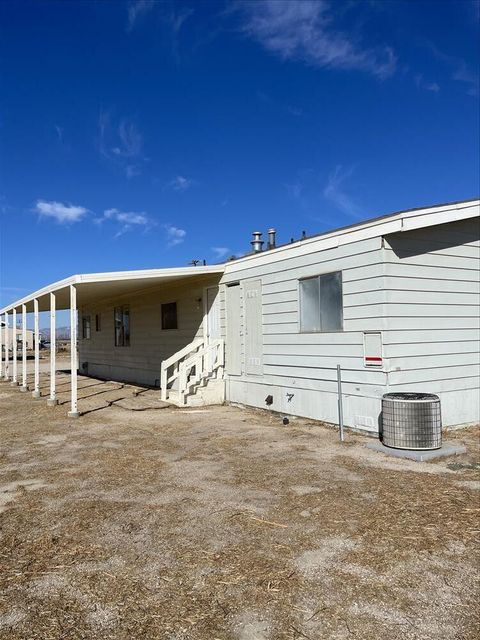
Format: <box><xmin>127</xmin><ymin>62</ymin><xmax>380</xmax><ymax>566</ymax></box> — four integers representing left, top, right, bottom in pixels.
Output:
<box><xmin>68</xmin><ymin>284</ymin><xmax>79</xmax><ymax>418</ymax></box>
<box><xmin>4</xmin><ymin>312</ymin><xmax>9</xmax><ymax>380</ymax></box>
<box><xmin>0</xmin><ymin>313</ymin><xmax>3</xmax><ymax>379</ymax></box>
<box><xmin>20</xmin><ymin>304</ymin><xmax>27</xmax><ymax>392</ymax></box>
<box><xmin>47</xmin><ymin>292</ymin><xmax>57</xmax><ymax>406</ymax></box>
<box><xmin>11</xmin><ymin>309</ymin><xmax>18</xmax><ymax>385</ymax></box>
<box><xmin>32</xmin><ymin>299</ymin><xmax>40</xmax><ymax>398</ymax></box>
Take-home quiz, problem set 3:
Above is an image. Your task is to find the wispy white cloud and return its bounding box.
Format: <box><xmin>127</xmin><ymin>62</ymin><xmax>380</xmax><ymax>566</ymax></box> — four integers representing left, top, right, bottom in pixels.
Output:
<box><xmin>167</xmin><ymin>175</ymin><xmax>195</xmax><ymax>192</ymax></box>
<box><xmin>286</xmin><ymin>104</ymin><xmax>303</xmax><ymax>116</ymax></box>
<box><xmin>54</xmin><ymin>125</ymin><xmax>64</xmax><ymax>143</ymax></box>
<box><xmin>164</xmin><ymin>224</ymin><xmax>186</xmax><ymax>246</ymax></box>
<box><xmin>414</xmin><ymin>73</ymin><xmax>440</xmax><ymax>93</ymax></box>
<box><xmin>452</xmin><ymin>60</ymin><xmax>479</xmax><ymax>97</ymax></box>
<box><xmin>111</xmin><ymin>119</ymin><xmax>143</xmax><ymax>158</ymax></box>
<box><xmin>168</xmin><ymin>7</ymin><xmax>195</xmax><ymax>62</ymax></box>
<box><xmin>126</xmin><ymin>2</ymin><xmax>194</xmax><ymax>65</ymax></box>
<box><xmin>323</xmin><ymin>165</ymin><xmax>362</xmax><ymax>219</ymax></box>
<box><xmin>126</xmin><ymin>0</ymin><xmax>155</xmax><ymax>32</ymax></box>
<box><xmin>104</xmin><ymin>208</ymin><xmax>150</xmax><ymax>226</ymax></box>
<box><xmin>237</xmin><ymin>0</ymin><xmax>396</xmax><ymax>79</ymax></box>
<box><xmin>99</xmin><ymin>207</ymin><xmax>154</xmax><ymax>238</ymax></box>
<box><xmin>35</xmin><ymin>200</ymin><xmax>88</xmax><ymax>224</ymax></box>
<box><xmin>98</xmin><ymin>111</ymin><xmax>146</xmax><ymax>178</ymax></box>
<box><xmin>0</xmin><ymin>194</ymin><xmax>11</xmax><ymax>215</ymax></box>
<box><xmin>170</xmin><ymin>7</ymin><xmax>194</xmax><ymax>35</ymax></box>
<box><xmin>286</xmin><ymin>181</ymin><xmax>304</xmax><ymax>201</ymax></box>
<box><xmin>126</xmin><ymin>165</ymin><xmax>142</xmax><ymax>179</ymax></box>
<box><xmin>211</xmin><ymin>246</ymin><xmax>230</xmax><ymax>259</ymax></box>
<box><xmin>426</xmin><ymin>42</ymin><xmax>478</xmax><ymax>97</ymax></box>
<box><xmin>285</xmin><ymin>168</ymin><xmax>314</xmax><ymax>210</ymax></box>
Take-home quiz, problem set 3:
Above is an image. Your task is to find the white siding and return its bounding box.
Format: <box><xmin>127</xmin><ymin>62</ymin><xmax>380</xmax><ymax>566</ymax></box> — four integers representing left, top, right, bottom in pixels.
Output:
<box><xmin>78</xmin><ymin>275</ymin><xmax>221</xmax><ymax>386</ymax></box>
<box><xmin>222</xmin><ymin>216</ymin><xmax>480</xmax><ymax>430</ymax></box>
<box><xmin>222</xmin><ymin>236</ymin><xmax>387</xmax><ymax>429</ymax></box>
<box><xmin>382</xmin><ymin>218</ymin><xmax>480</xmax><ymax>426</ymax></box>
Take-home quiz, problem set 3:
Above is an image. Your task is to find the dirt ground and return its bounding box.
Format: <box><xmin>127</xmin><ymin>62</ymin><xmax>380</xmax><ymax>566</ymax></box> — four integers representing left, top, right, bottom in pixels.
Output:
<box><xmin>0</xmin><ymin>363</ymin><xmax>479</xmax><ymax>640</ymax></box>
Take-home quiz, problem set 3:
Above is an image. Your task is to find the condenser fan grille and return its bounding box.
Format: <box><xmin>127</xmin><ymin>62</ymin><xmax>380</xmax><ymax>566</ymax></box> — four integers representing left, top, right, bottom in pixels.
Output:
<box><xmin>382</xmin><ymin>393</ymin><xmax>442</xmax><ymax>450</ymax></box>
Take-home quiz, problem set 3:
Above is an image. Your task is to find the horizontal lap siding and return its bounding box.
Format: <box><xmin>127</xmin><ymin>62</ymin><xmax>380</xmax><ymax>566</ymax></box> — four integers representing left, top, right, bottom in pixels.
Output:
<box><xmin>221</xmin><ymin>215</ymin><xmax>479</xmax><ymax>428</ymax></box>
<box><xmin>78</xmin><ymin>275</ymin><xmax>221</xmax><ymax>386</ymax></box>
<box><xmin>383</xmin><ymin>218</ymin><xmax>480</xmax><ymax>425</ymax></box>
<box><xmin>221</xmin><ymin>236</ymin><xmax>387</xmax><ymax>428</ymax></box>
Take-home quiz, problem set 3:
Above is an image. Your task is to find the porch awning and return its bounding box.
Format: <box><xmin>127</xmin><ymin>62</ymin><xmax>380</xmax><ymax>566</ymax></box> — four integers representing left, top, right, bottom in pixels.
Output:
<box><xmin>0</xmin><ymin>265</ymin><xmax>225</xmax><ymax>314</ymax></box>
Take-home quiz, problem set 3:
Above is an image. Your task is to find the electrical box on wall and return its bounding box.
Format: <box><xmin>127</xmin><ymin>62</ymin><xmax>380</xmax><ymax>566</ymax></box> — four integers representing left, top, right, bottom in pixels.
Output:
<box><xmin>363</xmin><ymin>332</ymin><xmax>383</xmax><ymax>368</ymax></box>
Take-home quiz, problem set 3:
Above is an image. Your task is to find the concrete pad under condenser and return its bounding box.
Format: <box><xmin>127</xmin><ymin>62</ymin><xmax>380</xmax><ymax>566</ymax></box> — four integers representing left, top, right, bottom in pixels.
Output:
<box><xmin>366</xmin><ymin>441</ymin><xmax>466</xmax><ymax>462</ymax></box>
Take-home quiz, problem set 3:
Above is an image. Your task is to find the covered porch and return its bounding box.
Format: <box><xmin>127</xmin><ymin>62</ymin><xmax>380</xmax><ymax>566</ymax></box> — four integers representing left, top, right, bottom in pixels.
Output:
<box><xmin>0</xmin><ymin>265</ymin><xmax>225</xmax><ymax>417</ymax></box>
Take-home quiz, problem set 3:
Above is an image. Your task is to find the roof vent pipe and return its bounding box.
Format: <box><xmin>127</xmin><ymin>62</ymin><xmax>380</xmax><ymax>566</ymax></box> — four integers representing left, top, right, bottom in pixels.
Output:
<box><xmin>251</xmin><ymin>231</ymin><xmax>264</xmax><ymax>253</ymax></box>
<box><xmin>267</xmin><ymin>228</ymin><xmax>276</xmax><ymax>250</ymax></box>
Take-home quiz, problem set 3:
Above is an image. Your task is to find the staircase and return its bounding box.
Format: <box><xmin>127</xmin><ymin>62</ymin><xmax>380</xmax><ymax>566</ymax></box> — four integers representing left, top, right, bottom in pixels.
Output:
<box><xmin>160</xmin><ymin>338</ymin><xmax>225</xmax><ymax>406</ymax></box>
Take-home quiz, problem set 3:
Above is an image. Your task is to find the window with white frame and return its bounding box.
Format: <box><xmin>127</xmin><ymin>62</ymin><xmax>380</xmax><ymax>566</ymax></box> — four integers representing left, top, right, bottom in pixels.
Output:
<box><xmin>114</xmin><ymin>306</ymin><xmax>130</xmax><ymax>346</ymax></box>
<box><xmin>82</xmin><ymin>315</ymin><xmax>91</xmax><ymax>339</ymax></box>
<box><xmin>299</xmin><ymin>271</ymin><xmax>343</xmax><ymax>332</ymax></box>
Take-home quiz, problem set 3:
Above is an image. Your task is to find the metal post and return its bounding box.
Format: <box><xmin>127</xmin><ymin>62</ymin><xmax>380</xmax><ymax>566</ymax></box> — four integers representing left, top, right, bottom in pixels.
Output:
<box><xmin>47</xmin><ymin>292</ymin><xmax>57</xmax><ymax>406</ymax></box>
<box><xmin>21</xmin><ymin>304</ymin><xmax>27</xmax><ymax>392</ymax></box>
<box><xmin>4</xmin><ymin>312</ymin><xmax>9</xmax><ymax>380</ymax></box>
<box><xmin>337</xmin><ymin>364</ymin><xmax>345</xmax><ymax>442</ymax></box>
<box><xmin>11</xmin><ymin>309</ymin><xmax>18</xmax><ymax>385</ymax></box>
<box><xmin>0</xmin><ymin>313</ymin><xmax>3</xmax><ymax>379</ymax></box>
<box><xmin>68</xmin><ymin>284</ymin><xmax>79</xmax><ymax>418</ymax></box>
<box><xmin>32</xmin><ymin>299</ymin><xmax>40</xmax><ymax>398</ymax></box>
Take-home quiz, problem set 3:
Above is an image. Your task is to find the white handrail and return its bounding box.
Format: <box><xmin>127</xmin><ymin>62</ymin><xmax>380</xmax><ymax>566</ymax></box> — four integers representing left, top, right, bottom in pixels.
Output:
<box><xmin>178</xmin><ymin>339</ymin><xmax>224</xmax><ymax>404</ymax></box>
<box><xmin>160</xmin><ymin>337</ymin><xmax>204</xmax><ymax>401</ymax></box>
<box><xmin>162</xmin><ymin>337</ymin><xmax>203</xmax><ymax>370</ymax></box>
<box><xmin>161</xmin><ymin>338</ymin><xmax>224</xmax><ymax>403</ymax></box>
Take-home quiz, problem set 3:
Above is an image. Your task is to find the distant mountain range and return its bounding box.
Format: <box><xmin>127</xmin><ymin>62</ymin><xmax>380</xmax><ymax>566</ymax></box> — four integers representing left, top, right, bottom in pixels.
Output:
<box><xmin>40</xmin><ymin>326</ymin><xmax>71</xmax><ymax>340</ymax></box>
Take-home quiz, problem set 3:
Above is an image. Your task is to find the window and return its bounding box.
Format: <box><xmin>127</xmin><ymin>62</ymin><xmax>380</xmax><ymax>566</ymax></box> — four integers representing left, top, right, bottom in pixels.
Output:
<box><xmin>114</xmin><ymin>306</ymin><xmax>130</xmax><ymax>346</ymax></box>
<box><xmin>299</xmin><ymin>271</ymin><xmax>343</xmax><ymax>332</ymax></box>
<box><xmin>95</xmin><ymin>314</ymin><xmax>101</xmax><ymax>332</ymax></box>
<box><xmin>82</xmin><ymin>315</ymin><xmax>91</xmax><ymax>339</ymax></box>
<box><xmin>161</xmin><ymin>302</ymin><xmax>178</xmax><ymax>330</ymax></box>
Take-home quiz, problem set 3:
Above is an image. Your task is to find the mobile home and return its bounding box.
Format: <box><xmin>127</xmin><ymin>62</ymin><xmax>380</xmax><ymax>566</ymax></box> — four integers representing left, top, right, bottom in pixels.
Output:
<box><xmin>1</xmin><ymin>198</ymin><xmax>479</xmax><ymax>430</ymax></box>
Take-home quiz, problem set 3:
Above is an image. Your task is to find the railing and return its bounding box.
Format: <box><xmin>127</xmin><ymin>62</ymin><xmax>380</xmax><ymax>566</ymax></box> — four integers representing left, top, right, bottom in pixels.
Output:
<box><xmin>160</xmin><ymin>338</ymin><xmax>224</xmax><ymax>404</ymax></box>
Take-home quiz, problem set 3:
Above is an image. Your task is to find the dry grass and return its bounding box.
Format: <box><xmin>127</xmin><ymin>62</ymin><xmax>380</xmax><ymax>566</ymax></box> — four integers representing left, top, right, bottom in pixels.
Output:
<box><xmin>0</xmin><ymin>370</ymin><xmax>479</xmax><ymax>639</ymax></box>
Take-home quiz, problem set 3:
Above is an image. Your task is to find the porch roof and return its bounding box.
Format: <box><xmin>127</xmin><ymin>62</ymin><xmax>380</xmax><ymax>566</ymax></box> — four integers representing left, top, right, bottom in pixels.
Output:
<box><xmin>0</xmin><ymin>265</ymin><xmax>225</xmax><ymax>314</ymax></box>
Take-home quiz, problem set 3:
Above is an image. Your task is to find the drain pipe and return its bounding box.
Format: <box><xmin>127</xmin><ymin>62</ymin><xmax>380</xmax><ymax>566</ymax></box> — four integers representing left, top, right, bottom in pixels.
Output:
<box><xmin>337</xmin><ymin>364</ymin><xmax>345</xmax><ymax>442</ymax></box>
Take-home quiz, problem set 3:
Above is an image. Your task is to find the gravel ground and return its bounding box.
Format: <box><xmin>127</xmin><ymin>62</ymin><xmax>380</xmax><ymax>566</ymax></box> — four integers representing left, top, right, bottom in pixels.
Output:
<box><xmin>0</xmin><ymin>367</ymin><xmax>479</xmax><ymax>640</ymax></box>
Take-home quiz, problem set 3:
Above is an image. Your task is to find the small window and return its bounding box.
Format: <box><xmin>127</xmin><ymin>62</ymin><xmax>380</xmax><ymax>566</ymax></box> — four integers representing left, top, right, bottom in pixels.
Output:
<box><xmin>82</xmin><ymin>315</ymin><xmax>91</xmax><ymax>339</ymax></box>
<box><xmin>300</xmin><ymin>271</ymin><xmax>343</xmax><ymax>332</ymax></box>
<box><xmin>161</xmin><ymin>302</ymin><xmax>178</xmax><ymax>330</ymax></box>
<box><xmin>95</xmin><ymin>314</ymin><xmax>101</xmax><ymax>332</ymax></box>
<box><xmin>114</xmin><ymin>306</ymin><xmax>130</xmax><ymax>347</ymax></box>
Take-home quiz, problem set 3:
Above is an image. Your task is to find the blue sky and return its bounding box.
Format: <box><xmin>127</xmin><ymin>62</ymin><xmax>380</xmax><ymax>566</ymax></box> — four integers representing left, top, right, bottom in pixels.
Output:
<box><xmin>0</xmin><ymin>0</ymin><xmax>479</xmax><ymax>317</ymax></box>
